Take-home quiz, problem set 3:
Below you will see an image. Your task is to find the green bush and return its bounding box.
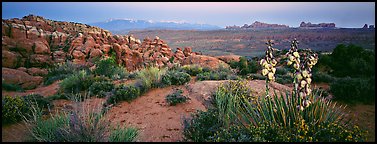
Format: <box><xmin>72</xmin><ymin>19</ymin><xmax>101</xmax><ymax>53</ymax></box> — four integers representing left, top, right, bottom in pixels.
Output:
<box><xmin>59</xmin><ymin>70</ymin><xmax>98</xmax><ymax>94</ymax></box>
<box><xmin>89</xmin><ymin>81</ymin><xmax>115</xmax><ymax>98</ymax></box>
<box><xmin>2</xmin><ymin>96</ymin><xmax>28</xmax><ymax>125</ymax></box>
<box><xmin>135</xmin><ymin>67</ymin><xmax>165</xmax><ymax>90</ymax></box>
<box><xmin>93</xmin><ymin>57</ymin><xmax>128</xmax><ymax>80</ymax></box>
<box><xmin>330</xmin><ymin>77</ymin><xmax>375</xmax><ymax>104</ymax></box>
<box><xmin>229</xmin><ymin>57</ymin><xmax>262</xmax><ymax>75</ymax></box>
<box><xmin>161</xmin><ymin>70</ymin><xmax>191</xmax><ymax>86</ymax></box>
<box><xmin>181</xmin><ymin>65</ymin><xmax>203</xmax><ymax>76</ymax></box>
<box><xmin>312</xmin><ymin>71</ymin><xmax>336</xmax><ymax>83</ymax></box>
<box><xmin>183</xmin><ymin>108</ymin><xmax>222</xmax><ymax>142</ymax></box>
<box><xmin>196</xmin><ymin>67</ymin><xmax>239</xmax><ymax>81</ymax></box>
<box><xmin>329</xmin><ymin>44</ymin><xmax>375</xmax><ymax>78</ymax></box>
<box><xmin>44</xmin><ymin>61</ymin><xmax>89</xmax><ymax>85</ymax></box>
<box><xmin>2</xmin><ymin>94</ymin><xmax>52</xmax><ymax>125</ymax></box>
<box><xmin>165</xmin><ymin>89</ymin><xmax>190</xmax><ymax>106</ymax></box>
<box><xmin>107</xmin><ymin>84</ymin><xmax>141</xmax><ymax>104</ymax></box>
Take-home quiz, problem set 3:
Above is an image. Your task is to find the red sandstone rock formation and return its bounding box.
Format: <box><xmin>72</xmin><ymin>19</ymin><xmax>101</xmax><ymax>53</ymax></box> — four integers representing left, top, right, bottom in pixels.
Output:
<box><xmin>2</xmin><ymin>14</ymin><xmax>228</xmax><ymax>73</ymax></box>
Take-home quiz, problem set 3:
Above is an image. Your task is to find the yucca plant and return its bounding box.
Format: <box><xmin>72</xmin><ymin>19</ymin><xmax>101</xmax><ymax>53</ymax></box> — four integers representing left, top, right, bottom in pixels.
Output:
<box><xmin>236</xmin><ymin>89</ymin><xmax>349</xmax><ymax>129</ymax></box>
<box><xmin>213</xmin><ymin>80</ymin><xmax>254</xmax><ymax>128</ymax></box>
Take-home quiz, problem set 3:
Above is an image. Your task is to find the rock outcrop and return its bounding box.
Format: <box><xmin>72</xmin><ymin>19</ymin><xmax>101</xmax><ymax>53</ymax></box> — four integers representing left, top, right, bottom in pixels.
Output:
<box><xmin>300</xmin><ymin>22</ymin><xmax>336</xmax><ymax>28</ymax></box>
<box><xmin>2</xmin><ymin>14</ymin><xmax>228</xmax><ymax>83</ymax></box>
<box><xmin>2</xmin><ymin>67</ymin><xmax>43</xmax><ymax>90</ymax></box>
<box><xmin>226</xmin><ymin>21</ymin><xmax>289</xmax><ymax>29</ymax></box>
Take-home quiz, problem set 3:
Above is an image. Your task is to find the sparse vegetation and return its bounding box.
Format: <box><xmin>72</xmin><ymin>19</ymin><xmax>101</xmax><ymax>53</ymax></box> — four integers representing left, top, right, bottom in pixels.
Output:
<box><xmin>44</xmin><ymin>61</ymin><xmax>90</xmax><ymax>85</ymax></box>
<box><xmin>196</xmin><ymin>65</ymin><xmax>239</xmax><ymax>81</ymax></box>
<box><xmin>166</xmin><ymin>89</ymin><xmax>190</xmax><ymax>106</ymax></box>
<box><xmin>161</xmin><ymin>70</ymin><xmax>191</xmax><ymax>86</ymax></box>
<box><xmin>88</xmin><ymin>81</ymin><xmax>115</xmax><ymax>98</ymax></box>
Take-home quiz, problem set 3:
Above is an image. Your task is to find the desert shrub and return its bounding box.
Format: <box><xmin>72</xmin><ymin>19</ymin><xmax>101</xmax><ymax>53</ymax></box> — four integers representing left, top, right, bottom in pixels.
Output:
<box><xmin>229</xmin><ymin>57</ymin><xmax>262</xmax><ymax>75</ymax></box>
<box><xmin>25</xmin><ymin>94</ymin><xmax>138</xmax><ymax>142</ymax></box>
<box><xmin>89</xmin><ymin>81</ymin><xmax>115</xmax><ymax>98</ymax></box>
<box><xmin>329</xmin><ymin>44</ymin><xmax>375</xmax><ymax>78</ymax></box>
<box><xmin>207</xmin><ymin>125</ymin><xmax>252</xmax><ymax>142</ymax></box>
<box><xmin>108</xmin><ymin>126</ymin><xmax>138</xmax><ymax>142</ymax></box>
<box><xmin>165</xmin><ymin>89</ymin><xmax>190</xmax><ymax>106</ymax></box>
<box><xmin>44</xmin><ymin>61</ymin><xmax>89</xmax><ymax>85</ymax></box>
<box><xmin>2</xmin><ymin>94</ymin><xmax>52</xmax><ymax>125</ymax></box>
<box><xmin>330</xmin><ymin>77</ymin><xmax>375</xmax><ymax>104</ymax></box>
<box><xmin>93</xmin><ymin>57</ymin><xmax>128</xmax><ymax>80</ymax></box>
<box><xmin>135</xmin><ymin>67</ymin><xmax>165</xmax><ymax>90</ymax></box>
<box><xmin>196</xmin><ymin>72</ymin><xmax>211</xmax><ymax>81</ymax></box>
<box><xmin>59</xmin><ymin>70</ymin><xmax>107</xmax><ymax>94</ymax></box>
<box><xmin>107</xmin><ymin>84</ymin><xmax>141</xmax><ymax>104</ymax></box>
<box><xmin>2</xmin><ymin>81</ymin><xmax>24</xmax><ymax>92</ymax></box>
<box><xmin>181</xmin><ymin>65</ymin><xmax>203</xmax><ymax>76</ymax></box>
<box><xmin>312</xmin><ymin>71</ymin><xmax>336</xmax><ymax>83</ymax></box>
<box><xmin>183</xmin><ymin>108</ymin><xmax>222</xmax><ymax>142</ymax></box>
<box><xmin>2</xmin><ymin>96</ymin><xmax>28</xmax><ymax>125</ymax></box>
<box><xmin>196</xmin><ymin>66</ymin><xmax>239</xmax><ymax>81</ymax></box>
<box><xmin>161</xmin><ymin>70</ymin><xmax>191</xmax><ymax>86</ymax></box>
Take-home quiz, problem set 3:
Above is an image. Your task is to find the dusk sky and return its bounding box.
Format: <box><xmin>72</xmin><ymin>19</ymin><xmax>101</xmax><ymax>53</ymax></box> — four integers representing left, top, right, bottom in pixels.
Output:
<box><xmin>2</xmin><ymin>2</ymin><xmax>375</xmax><ymax>28</ymax></box>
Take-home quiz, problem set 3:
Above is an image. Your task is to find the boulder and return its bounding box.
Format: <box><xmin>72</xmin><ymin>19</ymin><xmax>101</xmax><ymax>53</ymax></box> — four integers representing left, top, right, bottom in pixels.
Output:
<box><xmin>27</xmin><ymin>67</ymin><xmax>48</xmax><ymax>76</ymax></box>
<box><xmin>183</xmin><ymin>47</ymin><xmax>193</xmax><ymax>57</ymax></box>
<box><xmin>2</xmin><ymin>50</ymin><xmax>19</xmax><ymax>68</ymax></box>
<box><xmin>2</xmin><ymin>67</ymin><xmax>43</xmax><ymax>90</ymax></box>
<box><xmin>89</xmin><ymin>49</ymin><xmax>103</xmax><ymax>58</ymax></box>
<box><xmin>34</xmin><ymin>41</ymin><xmax>50</xmax><ymax>54</ymax></box>
<box><xmin>182</xmin><ymin>55</ymin><xmax>229</xmax><ymax>69</ymax></box>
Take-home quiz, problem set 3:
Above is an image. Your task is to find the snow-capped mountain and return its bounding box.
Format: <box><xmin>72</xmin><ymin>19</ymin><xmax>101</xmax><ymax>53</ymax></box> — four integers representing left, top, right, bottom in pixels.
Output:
<box><xmin>89</xmin><ymin>19</ymin><xmax>221</xmax><ymax>33</ymax></box>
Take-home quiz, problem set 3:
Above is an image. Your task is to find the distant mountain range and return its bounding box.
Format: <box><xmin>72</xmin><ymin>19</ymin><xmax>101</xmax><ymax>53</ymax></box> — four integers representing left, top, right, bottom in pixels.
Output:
<box><xmin>89</xmin><ymin>19</ymin><xmax>221</xmax><ymax>34</ymax></box>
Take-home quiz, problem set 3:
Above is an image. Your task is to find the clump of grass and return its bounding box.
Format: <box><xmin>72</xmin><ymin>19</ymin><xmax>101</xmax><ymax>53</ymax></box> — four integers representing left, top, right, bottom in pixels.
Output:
<box><xmin>44</xmin><ymin>61</ymin><xmax>89</xmax><ymax>85</ymax></box>
<box><xmin>23</xmin><ymin>93</ymin><xmax>138</xmax><ymax>142</ymax></box>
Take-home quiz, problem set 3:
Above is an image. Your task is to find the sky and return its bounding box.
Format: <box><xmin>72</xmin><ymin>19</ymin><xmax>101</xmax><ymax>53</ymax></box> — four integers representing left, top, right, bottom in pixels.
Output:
<box><xmin>2</xmin><ymin>2</ymin><xmax>375</xmax><ymax>28</ymax></box>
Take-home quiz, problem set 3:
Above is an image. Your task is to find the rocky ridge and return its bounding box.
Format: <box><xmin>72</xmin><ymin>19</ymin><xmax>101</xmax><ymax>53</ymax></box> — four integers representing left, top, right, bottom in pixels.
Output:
<box><xmin>2</xmin><ymin>15</ymin><xmax>227</xmax><ymax>89</ymax></box>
